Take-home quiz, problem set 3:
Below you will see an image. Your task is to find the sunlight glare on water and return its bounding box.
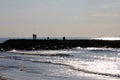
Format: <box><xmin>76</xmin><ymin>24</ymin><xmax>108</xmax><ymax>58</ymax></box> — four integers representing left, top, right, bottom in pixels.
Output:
<box><xmin>1</xmin><ymin>47</ymin><xmax>120</xmax><ymax>80</ymax></box>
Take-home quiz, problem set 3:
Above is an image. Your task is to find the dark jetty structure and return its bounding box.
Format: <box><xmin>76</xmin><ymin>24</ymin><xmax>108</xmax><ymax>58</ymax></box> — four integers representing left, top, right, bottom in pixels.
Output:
<box><xmin>0</xmin><ymin>39</ymin><xmax>120</xmax><ymax>51</ymax></box>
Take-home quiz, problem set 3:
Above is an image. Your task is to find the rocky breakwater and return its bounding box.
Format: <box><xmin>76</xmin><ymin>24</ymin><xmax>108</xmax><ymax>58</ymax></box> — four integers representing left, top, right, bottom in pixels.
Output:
<box><xmin>0</xmin><ymin>39</ymin><xmax>120</xmax><ymax>51</ymax></box>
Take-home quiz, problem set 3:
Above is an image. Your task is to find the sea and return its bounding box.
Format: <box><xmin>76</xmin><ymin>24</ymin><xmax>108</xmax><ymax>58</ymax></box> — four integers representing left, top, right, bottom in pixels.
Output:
<box><xmin>0</xmin><ymin>38</ymin><xmax>120</xmax><ymax>80</ymax></box>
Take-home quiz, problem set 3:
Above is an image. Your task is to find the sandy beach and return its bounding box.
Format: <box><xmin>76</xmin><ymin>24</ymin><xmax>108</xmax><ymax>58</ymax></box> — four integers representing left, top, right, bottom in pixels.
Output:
<box><xmin>0</xmin><ymin>76</ymin><xmax>10</xmax><ymax>80</ymax></box>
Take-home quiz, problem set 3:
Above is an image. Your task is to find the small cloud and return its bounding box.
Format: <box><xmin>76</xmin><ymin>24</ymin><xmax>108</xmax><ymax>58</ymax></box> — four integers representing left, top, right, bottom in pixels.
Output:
<box><xmin>91</xmin><ymin>13</ymin><xmax>120</xmax><ymax>17</ymax></box>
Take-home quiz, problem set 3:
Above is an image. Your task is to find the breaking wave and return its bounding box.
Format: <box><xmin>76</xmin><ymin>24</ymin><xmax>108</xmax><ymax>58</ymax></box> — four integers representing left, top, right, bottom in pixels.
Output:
<box><xmin>8</xmin><ymin>49</ymin><xmax>73</xmax><ymax>57</ymax></box>
<box><xmin>85</xmin><ymin>47</ymin><xmax>119</xmax><ymax>53</ymax></box>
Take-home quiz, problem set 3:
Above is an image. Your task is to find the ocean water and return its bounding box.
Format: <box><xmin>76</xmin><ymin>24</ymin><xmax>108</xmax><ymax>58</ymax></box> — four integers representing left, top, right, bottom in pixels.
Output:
<box><xmin>0</xmin><ymin>47</ymin><xmax>120</xmax><ymax>80</ymax></box>
<box><xmin>0</xmin><ymin>38</ymin><xmax>9</xmax><ymax>43</ymax></box>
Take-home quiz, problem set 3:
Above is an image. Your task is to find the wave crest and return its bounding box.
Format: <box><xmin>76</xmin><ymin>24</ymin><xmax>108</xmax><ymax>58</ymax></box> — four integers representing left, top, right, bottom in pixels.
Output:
<box><xmin>8</xmin><ymin>49</ymin><xmax>73</xmax><ymax>57</ymax></box>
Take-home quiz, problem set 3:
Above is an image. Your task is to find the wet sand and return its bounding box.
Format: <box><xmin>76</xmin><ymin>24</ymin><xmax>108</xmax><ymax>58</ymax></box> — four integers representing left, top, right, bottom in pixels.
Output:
<box><xmin>0</xmin><ymin>76</ymin><xmax>10</xmax><ymax>80</ymax></box>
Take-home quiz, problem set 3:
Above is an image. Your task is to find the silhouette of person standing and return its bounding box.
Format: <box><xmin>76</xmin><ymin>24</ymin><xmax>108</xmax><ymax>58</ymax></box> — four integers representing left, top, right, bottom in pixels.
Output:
<box><xmin>63</xmin><ymin>36</ymin><xmax>66</xmax><ymax>40</ymax></box>
<box><xmin>34</xmin><ymin>34</ymin><xmax>37</xmax><ymax>40</ymax></box>
<box><xmin>33</xmin><ymin>34</ymin><xmax>37</xmax><ymax>40</ymax></box>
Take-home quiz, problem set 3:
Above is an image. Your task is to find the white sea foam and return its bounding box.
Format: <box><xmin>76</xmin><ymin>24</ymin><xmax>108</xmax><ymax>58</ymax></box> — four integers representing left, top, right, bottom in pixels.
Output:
<box><xmin>8</xmin><ymin>49</ymin><xmax>80</xmax><ymax>56</ymax></box>
<box><xmin>86</xmin><ymin>47</ymin><xmax>118</xmax><ymax>51</ymax></box>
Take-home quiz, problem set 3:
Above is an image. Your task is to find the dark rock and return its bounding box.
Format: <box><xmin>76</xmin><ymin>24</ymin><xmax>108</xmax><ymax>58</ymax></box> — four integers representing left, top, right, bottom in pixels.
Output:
<box><xmin>0</xmin><ymin>39</ymin><xmax>120</xmax><ymax>51</ymax></box>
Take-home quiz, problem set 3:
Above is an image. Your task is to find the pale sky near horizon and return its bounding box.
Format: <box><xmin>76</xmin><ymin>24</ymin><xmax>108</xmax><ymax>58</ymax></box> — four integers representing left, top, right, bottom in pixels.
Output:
<box><xmin>0</xmin><ymin>0</ymin><xmax>120</xmax><ymax>38</ymax></box>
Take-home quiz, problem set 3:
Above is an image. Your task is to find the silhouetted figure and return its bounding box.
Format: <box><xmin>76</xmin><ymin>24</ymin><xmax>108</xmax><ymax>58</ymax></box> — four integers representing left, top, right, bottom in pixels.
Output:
<box><xmin>63</xmin><ymin>36</ymin><xmax>66</xmax><ymax>40</ymax></box>
<box><xmin>47</xmin><ymin>37</ymin><xmax>50</xmax><ymax>40</ymax></box>
<box><xmin>33</xmin><ymin>34</ymin><xmax>37</xmax><ymax>40</ymax></box>
<box><xmin>34</xmin><ymin>34</ymin><xmax>37</xmax><ymax>40</ymax></box>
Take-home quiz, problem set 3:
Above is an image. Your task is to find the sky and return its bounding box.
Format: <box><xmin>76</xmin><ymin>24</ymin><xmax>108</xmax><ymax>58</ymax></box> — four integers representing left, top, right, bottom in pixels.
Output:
<box><xmin>0</xmin><ymin>0</ymin><xmax>120</xmax><ymax>38</ymax></box>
